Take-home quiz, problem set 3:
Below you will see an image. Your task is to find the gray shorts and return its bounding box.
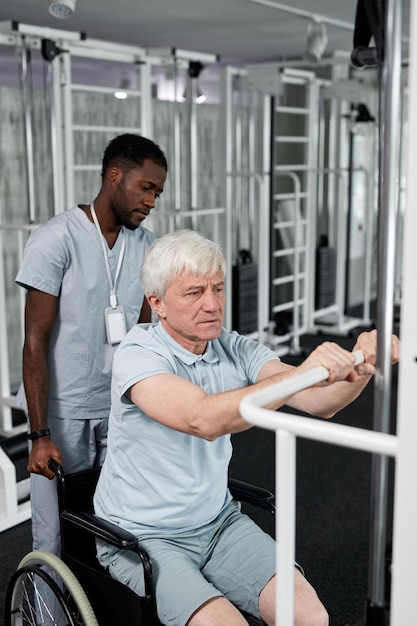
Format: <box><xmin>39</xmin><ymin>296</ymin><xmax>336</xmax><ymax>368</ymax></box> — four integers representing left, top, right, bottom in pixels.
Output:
<box><xmin>98</xmin><ymin>500</ymin><xmax>276</xmax><ymax>626</ymax></box>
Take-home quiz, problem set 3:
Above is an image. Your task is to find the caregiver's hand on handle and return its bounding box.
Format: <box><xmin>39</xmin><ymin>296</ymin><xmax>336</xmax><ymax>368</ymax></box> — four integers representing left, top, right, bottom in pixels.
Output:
<box><xmin>27</xmin><ymin>435</ymin><xmax>62</xmax><ymax>480</ymax></box>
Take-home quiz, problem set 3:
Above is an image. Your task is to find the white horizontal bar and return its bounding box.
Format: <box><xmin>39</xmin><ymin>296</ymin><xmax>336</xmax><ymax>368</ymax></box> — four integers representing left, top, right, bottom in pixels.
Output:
<box><xmin>73</xmin><ymin>37</ymin><xmax>146</xmax><ymax>56</ymax></box>
<box><xmin>0</xmin><ymin>32</ymin><xmax>20</xmax><ymax>46</ymax></box>
<box><xmin>275</xmin><ymin>136</ymin><xmax>308</xmax><ymax>143</ymax></box>
<box><xmin>0</xmin><ymin>423</ymin><xmax>27</xmax><ymax>438</ymax></box>
<box><xmin>71</xmin><ymin>84</ymin><xmax>142</xmax><ymax>97</ymax></box>
<box><xmin>274</xmin><ymin>164</ymin><xmax>309</xmax><ymax>172</ymax></box>
<box><xmin>274</xmin><ymin>192</ymin><xmax>308</xmax><ymax>200</ymax></box>
<box><xmin>72</xmin><ymin>125</ymin><xmax>140</xmax><ymax>133</ymax></box>
<box><xmin>70</xmin><ymin>47</ymin><xmax>143</xmax><ymax>63</ymax></box>
<box><xmin>273</xmin><ymin>219</ymin><xmax>307</xmax><ymax>228</ymax></box>
<box><xmin>242</xmin><ymin>404</ymin><xmax>398</xmax><ymax>457</ymax></box>
<box><xmin>73</xmin><ymin>165</ymin><xmax>101</xmax><ymax>172</ymax></box>
<box><xmin>156</xmin><ymin>207</ymin><xmax>226</xmax><ymax>217</ymax></box>
<box><xmin>273</xmin><ymin>274</ymin><xmax>306</xmax><ymax>286</ymax></box>
<box><xmin>273</xmin><ymin>247</ymin><xmax>307</xmax><ymax>257</ymax></box>
<box><xmin>272</xmin><ymin>299</ymin><xmax>305</xmax><ymax>313</ymax></box>
<box><xmin>312</xmin><ymin>304</ymin><xmax>339</xmax><ymax>318</ymax></box>
<box><xmin>148</xmin><ymin>47</ymin><xmax>218</xmax><ymax>64</ymax></box>
<box><xmin>0</xmin><ymin>395</ymin><xmax>21</xmax><ymax>409</ymax></box>
<box><xmin>0</xmin><ymin>223</ymin><xmax>38</xmax><ymax>232</ymax></box>
<box><xmin>240</xmin><ymin>352</ymin><xmax>399</xmax><ymax>457</ymax></box>
<box><xmin>246</xmin><ymin>0</ymin><xmax>354</xmax><ymax>31</ymax></box>
<box><xmin>275</xmin><ymin>106</ymin><xmax>309</xmax><ymax>115</ymax></box>
<box><xmin>0</xmin><ymin>20</ymin><xmax>83</xmax><ymax>41</ymax></box>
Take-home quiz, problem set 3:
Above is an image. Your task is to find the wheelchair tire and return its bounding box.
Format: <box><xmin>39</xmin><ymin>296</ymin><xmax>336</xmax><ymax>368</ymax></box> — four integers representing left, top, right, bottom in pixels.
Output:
<box><xmin>5</xmin><ymin>550</ymin><xmax>98</xmax><ymax>626</ymax></box>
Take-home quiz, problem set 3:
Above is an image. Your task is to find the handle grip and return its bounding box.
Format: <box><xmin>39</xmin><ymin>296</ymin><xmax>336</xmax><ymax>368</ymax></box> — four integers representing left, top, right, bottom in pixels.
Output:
<box><xmin>242</xmin><ymin>350</ymin><xmax>365</xmax><ymax>409</ymax></box>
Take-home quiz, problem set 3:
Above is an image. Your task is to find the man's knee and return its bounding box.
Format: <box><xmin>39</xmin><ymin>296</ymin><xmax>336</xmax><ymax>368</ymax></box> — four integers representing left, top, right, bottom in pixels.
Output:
<box><xmin>294</xmin><ymin>569</ymin><xmax>329</xmax><ymax>626</ymax></box>
<box><xmin>259</xmin><ymin>573</ymin><xmax>329</xmax><ymax>626</ymax></box>
<box><xmin>294</xmin><ymin>600</ymin><xmax>328</xmax><ymax>626</ymax></box>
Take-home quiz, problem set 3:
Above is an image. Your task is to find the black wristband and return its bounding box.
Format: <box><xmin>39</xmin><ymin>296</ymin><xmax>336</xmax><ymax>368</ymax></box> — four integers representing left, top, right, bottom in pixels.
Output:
<box><xmin>27</xmin><ymin>428</ymin><xmax>51</xmax><ymax>441</ymax></box>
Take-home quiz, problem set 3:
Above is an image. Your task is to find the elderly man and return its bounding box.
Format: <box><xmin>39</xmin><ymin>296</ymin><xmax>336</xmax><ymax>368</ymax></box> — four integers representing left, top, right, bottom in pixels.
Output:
<box><xmin>94</xmin><ymin>229</ymin><xmax>400</xmax><ymax>626</ymax></box>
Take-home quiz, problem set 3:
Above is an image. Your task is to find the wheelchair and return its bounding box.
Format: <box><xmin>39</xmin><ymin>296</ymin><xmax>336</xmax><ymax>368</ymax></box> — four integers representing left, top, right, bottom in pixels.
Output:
<box><xmin>5</xmin><ymin>460</ymin><xmax>275</xmax><ymax>625</ymax></box>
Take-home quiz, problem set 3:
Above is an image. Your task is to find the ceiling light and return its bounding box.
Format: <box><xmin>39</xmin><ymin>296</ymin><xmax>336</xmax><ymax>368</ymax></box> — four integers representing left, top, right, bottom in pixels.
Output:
<box><xmin>304</xmin><ymin>21</ymin><xmax>328</xmax><ymax>63</ymax></box>
<box><xmin>195</xmin><ymin>88</ymin><xmax>207</xmax><ymax>104</ymax></box>
<box><xmin>114</xmin><ymin>78</ymin><xmax>130</xmax><ymax>100</ymax></box>
<box><xmin>182</xmin><ymin>84</ymin><xmax>207</xmax><ymax>104</ymax></box>
<box><xmin>48</xmin><ymin>0</ymin><xmax>76</xmax><ymax>19</ymax></box>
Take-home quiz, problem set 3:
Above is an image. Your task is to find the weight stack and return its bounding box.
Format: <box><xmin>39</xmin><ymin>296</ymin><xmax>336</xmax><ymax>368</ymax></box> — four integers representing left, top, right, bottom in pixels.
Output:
<box><xmin>315</xmin><ymin>240</ymin><xmax>337</xmax><ymax>310</ymax></box>
<box><xmin>232</xmin><ymin>249</ymin><xmax>258</xmax><ymax>334</ymax></box>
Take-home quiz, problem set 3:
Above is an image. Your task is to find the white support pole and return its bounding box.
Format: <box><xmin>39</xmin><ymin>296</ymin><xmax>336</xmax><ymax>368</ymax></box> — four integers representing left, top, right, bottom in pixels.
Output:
<box><xmin>50</xmin><ymin>53</ymin><xmax>66</xmax><ymax>216</ymax></box>
<box><xmin>367</xmin><ymin>0</ymin><xmax>402</xmax><ymax>611</ymax></box>
<box><xmin>220</xmin><ymin>66</ymin><xmax>235</xmax><ymax>331</ymax></box>
<box><xmin>390</xmin><ymin>0</ymin><xmax>417</xmax><ymax>621</ymax></box>
<box><xmin>0</xmin><ymin>446</ymin><xmax>31</xmax><ymax>533</ymax></box>
<box><xmin>61</xmin><ymin>50</ymin><xmax>74</xmax><ymax>209</ymax></box>
<box><xmin>239</xmin><ymin>350</ymin><xmax>402</xmax><ymax>624</ymax></box>
<box><xmin>260</xmin><ymin>94</ymin><xmax>271</xmax><ymax>344</ymax></box>
<box><xmin>139</xmin><ymin>60</ymin><xmax>152</xmax><ymax>137</ymax></box>
<box><xmin>276</xmin><ymin>429</ymin><xmax>296</xmax><ymax>625</ymax></box>
<box><xmin>20</xmin><ymin>36</ymin><xmax>36</xmax><ymax>224</ymax></box>
<box><xmin>0</xmin><ymin>229</ymin><xmax>13</xmax><ymax>435</ymax></box>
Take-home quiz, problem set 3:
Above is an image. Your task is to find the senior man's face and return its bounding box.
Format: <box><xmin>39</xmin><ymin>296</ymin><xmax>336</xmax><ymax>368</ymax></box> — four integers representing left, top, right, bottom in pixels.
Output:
<box><xmin>154</xmin><ymin>268</ymin><xmax>225</xmax><ymax>354</ymax></box>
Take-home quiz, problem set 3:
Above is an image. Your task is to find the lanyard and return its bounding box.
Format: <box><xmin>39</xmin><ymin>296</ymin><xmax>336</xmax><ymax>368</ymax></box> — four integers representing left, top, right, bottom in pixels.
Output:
<box><xmin>90</xmin><ymin>203</ymin><xmax>126</xmax><ymax>308</ymax></box>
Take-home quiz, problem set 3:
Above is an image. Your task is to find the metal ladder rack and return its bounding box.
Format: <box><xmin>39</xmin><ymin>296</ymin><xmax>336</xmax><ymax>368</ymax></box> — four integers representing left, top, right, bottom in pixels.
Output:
<box><xmin>58</xmin><ymin>40</ymin><xmax>151</xmax><ymax>208</ymax></box>
<box><xmin>270</xmin><ymin>68</ymin><xmax>319</xmax><ymax>355</ymax></box>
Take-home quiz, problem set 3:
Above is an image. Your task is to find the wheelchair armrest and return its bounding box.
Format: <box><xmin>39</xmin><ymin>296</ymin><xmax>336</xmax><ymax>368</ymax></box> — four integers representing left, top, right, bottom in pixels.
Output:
<box><xmin>61</xmin><ymin>510</ymin><xmax>138</xmax><ymax>550</ymax></box>
<box><xmin>228</xmin><ymin>478</ymin><xmax>275</xmax><ymax>514</ymax></box>
<box><xmin>61</xmin><ymin>510</ymin><xmax>155</xmax><ymax>600</ymax></box>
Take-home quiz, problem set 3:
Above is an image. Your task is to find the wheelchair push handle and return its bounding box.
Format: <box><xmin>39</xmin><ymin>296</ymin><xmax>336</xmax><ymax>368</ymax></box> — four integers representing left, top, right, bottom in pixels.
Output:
<box><xmin>48</xmin><ymin>458</ymin><xmax>65</xmax><ymax>478</ymax></box>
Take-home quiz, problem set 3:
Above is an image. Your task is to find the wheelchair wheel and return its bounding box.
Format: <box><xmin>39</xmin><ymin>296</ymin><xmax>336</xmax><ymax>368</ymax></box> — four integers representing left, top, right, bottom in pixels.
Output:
<box><xmin>5</xmin><ymin>550</ymin><xmax>98</xmax><ymax>626</ymax></box>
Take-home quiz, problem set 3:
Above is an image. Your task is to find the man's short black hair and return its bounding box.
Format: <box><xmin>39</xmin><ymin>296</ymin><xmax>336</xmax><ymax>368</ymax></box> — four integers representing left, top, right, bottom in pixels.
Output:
<box><xmin>101</xmin><ymin>134</ymin><xmax>168</xmax><ymax>178</ymax></box>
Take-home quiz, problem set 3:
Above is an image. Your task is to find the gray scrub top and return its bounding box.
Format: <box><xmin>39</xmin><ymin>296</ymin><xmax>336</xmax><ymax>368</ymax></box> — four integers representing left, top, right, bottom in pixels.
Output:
<box><xmin>15</xmin><ymin>205</ymin><xmax>155</xmax><ymax>420</ymax></box>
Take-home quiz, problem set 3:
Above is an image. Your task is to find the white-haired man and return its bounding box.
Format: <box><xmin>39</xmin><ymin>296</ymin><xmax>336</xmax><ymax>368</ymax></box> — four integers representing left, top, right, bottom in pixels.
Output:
<box><xmin>94</xmin><ymin>229</ymin><xmax>400</xmax><ymax>626</ymax></box>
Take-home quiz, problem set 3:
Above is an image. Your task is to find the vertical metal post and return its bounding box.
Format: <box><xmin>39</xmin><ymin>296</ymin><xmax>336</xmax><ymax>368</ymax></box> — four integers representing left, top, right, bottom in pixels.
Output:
<box><xmin>187</xmin><ymin>73</ymin><xmax>198</xmax><ymax>213</ymax></box>
<box><xmin>47</xmin><ymin>56</ymin><xmax>62</xmax><ymax>217</ymax></box>
<box><xmin>363</xmin><ymin>161</ymin><xmax>375</xmax><ymax>324</ymax></box>
<box><xmin>259</xmin><ymin>93</ymin><xmax>271</xmax><ymax>343</ymax></box>
<box><xmin>139</xmin><ymin>60</ymin><xmax>152</xmax><ymax>136</ymax></box>
<box><xmin>248</xmin><ymin>92</ymin><xmax>256</xmax><ymax>256</ymax></box>
<box><xmin>390</xmin><ymin>2</ymin><xmax>417</xmax><ymax>614</ymax></box>
<box><xmin>305</xmin><ymin>77</ymin><xmax>320</xmax><ymax>331</ymax></box>
<box><xmin>61</xmin><ymin>50</ymin><xmax>74</xmax><ymax>208</ymax></box>
<box><xmin>0</xmin><ymin>228</ymin><xmax>13</xmax><ymax>434</ymax></box>
<box><xmin>276</xmin><ymin>429</ymin><xmax>296</xmax><ymax>625</ymax></box>
<box><xmin>173</xmin><ymin>59</ymin><xmax>182</xmax><ymax>220</ymax></box>
<box><xmin>235</xmin><ymin>83</ymin><xmax>243</xmax><ymax>254</ymax></box>
<box><xmin>20</xmin><ymin>37</ymin><xmax>36</xmax><ymax>224</ymax></box>
<box><xmin>220</xmin><ymin>66</ymin><xmax>235</xmax><ymax>331</ymax></box>
<box><xmin>367</xmin><ymin>0</ymin><xmax>402</xmax><ymax>619</ymax></box>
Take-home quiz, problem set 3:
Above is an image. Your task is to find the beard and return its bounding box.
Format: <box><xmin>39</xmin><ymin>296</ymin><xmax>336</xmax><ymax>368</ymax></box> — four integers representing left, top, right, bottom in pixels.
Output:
<box><xmin>111</xmin><ymin>182</ymin><xmax>142</xmax><ymax>231</ymax></box>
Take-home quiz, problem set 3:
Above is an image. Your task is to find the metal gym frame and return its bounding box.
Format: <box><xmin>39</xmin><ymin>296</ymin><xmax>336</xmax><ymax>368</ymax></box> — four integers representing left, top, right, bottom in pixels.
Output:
<box><xmin>241</xmin><ymin>0</ymin><xmax>413</xmax><ymax>624</ymax></box>
<box><xmin>221</xmin><ymin>59</ymin><xmax>377</xmax><ymax>356</ymax></box>
<box><xmin>220</xmin><ymin>65</ymin><xmax>271</xmax><ymax>343</ymax></box>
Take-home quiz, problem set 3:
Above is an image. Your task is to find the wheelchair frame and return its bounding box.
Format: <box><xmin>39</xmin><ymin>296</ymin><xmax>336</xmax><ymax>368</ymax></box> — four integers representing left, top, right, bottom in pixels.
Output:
<box><xmin>4</xmin><ymin>461</ymin><xmax>275</xmax><ymax>625</ymax></box>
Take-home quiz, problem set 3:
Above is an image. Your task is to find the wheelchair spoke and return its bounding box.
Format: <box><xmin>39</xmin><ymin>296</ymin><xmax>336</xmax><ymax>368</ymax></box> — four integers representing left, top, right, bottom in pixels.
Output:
<box><xmin>6</xmin><ymin>552</ymin><xmax>98</xmax><ymax>626</ymax></box>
